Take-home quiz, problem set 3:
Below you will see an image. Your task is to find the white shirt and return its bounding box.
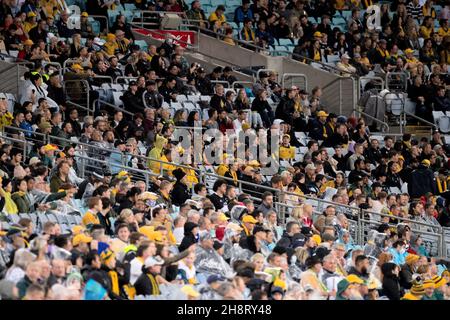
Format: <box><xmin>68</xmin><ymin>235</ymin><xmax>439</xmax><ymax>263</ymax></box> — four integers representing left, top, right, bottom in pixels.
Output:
<box><xmin>173</xmin><ymin>227</ymin><xmax>184</xmax><ymax>245</ymax></box>
<box><xmin>129</xmin><ymin>257</ymin><xmax>144</xmax><ymax>285</ymax></box>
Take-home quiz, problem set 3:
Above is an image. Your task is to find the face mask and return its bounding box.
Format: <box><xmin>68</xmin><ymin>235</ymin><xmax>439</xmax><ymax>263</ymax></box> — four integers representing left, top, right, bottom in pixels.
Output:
<box><xmin>195</xmin><ymin>233</ymin><xmax>199</xmax><ymax>242</ymax></box>
<box><xmin>210</xmin><ymin>229</ymin><xmax>216</xmax><ymax>238</ymax></box>
<box><xmin>399</xmin><ymin>248</ymin><xmax>406</xmax><ymax>254</ymax></box>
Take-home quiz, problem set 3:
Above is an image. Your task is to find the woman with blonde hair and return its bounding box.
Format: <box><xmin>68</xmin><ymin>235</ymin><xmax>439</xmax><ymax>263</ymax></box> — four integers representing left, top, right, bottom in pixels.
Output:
<box><xmin>287</xmin><ymin>205</ymin><xmax>304</xmax><ymax>224</ymax></box>
<box><xmin>250</xmin><ymin>253</ymin><xmax>265</xmax><ymax>272</ymax></box>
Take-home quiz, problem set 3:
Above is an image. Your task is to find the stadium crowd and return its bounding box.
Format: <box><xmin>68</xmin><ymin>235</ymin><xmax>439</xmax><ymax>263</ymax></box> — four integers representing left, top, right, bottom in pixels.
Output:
<box><xmin>0</xmin><ymin>0</ymin><xmax>449</xmax><ymax>301</ymax></box>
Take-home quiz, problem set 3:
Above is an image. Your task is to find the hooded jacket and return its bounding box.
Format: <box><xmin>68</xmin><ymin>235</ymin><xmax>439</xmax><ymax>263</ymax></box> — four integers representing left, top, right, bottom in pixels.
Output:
<box><xmin>147</xmin><ymin>135</ymin><xmax>168</xmax><ymax>174</ymax></box>
<box><xmin>178</xmin><ymin>222</ymin><xmax>198</xmax><ymax>252</ymax></box>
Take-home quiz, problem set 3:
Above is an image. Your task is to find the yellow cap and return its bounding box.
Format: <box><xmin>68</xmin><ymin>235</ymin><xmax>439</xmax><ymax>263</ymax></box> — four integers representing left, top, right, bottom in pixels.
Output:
<box><xmin>27</xmin><ymin>11</ymin><xmax>37</xmax><ymax>17</ymax></box>
<box><xmin>242</xmin><ymin>215</ymin><xmax>258</xmax><ymax>224</ymax></box>
<box><xmin>24</xmin><ymin>39</ymin><xmax>34</xmax><ymax>46</ymax></box>
<box><xmin>421</xmin><ymin>159</ymin><xmax>431</xmax><ymax>167</ymax></box>
<box><xmin>313</xmin><ymin>31</ymin><xmax>322</xmax><ymax>37</ymax></box>
<box><xmin>432</xmin><ymin>276</ymin><xmax>447</xmax><ymax>288</ymax></box>
<box><xmin>311</xmin><ymin>234</ymin><xmax>321</xmax><ymax>245</ymax></box>
<box><xmin>405</xmin><ymin>254</ymin><xmax>420</xmax><ymax>265</ymax></box>
<box><xmin>43</xmin><ymin>144</ymin><xmax>58</xmax><ymax>152</ymax></box>
<box><xmin>106</xmin><ymin>33</ymin><xmax>116</xmax><ymax>41</ymax></box>
<box><xmin>81</xmin><ymin>12</ymin><xmax>88</xmax><ymax>17</ymax></box>
<box><xmin>218</xmin><ymin>213</ymin><xmax>230</xmax><ymax>222</ymax></box>
<box><xmin>71</xmin><ymin>225</ymin><xmax>85</xmax><ymax>235</ymax></box>
<box><xmin>73</xmin><ymin>233</ymin><xmax>93</xmax><ymax>246</ymax></box>
<box><xmin>405</xmin><ymin>48</ymin><xmax>414</xmax><ymax>54</ymax></box>
<box><xmin>317</xmin><ymin>110</ymin><xmax>329</xmax><ymax>117</ymax></box>
<box><xmin>71</xmin><ymin>63</ymin><xmax>83</xmax><ymax>71</ymax></box>
<box><xmin>346</xmin><ymin>274</ymin><xmax>365</xmax><ymax>285</ymax></box>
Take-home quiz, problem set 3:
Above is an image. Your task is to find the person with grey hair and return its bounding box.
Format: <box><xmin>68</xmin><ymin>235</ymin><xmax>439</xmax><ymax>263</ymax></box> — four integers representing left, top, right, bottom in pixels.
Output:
<box><xmin>195</xmin><ymin>231</ymin><xmax>234</xmax><ymax>281</ymax></box>
<box><xmin>4</xmin><ymin>249</ymin><xmax>36</xmax><ymax>284</ymax></box>
<box><xmin>187</xmin><ymin>210</ymin><xmax>201</xmax><ymax>224</ymax></box>
<box><xmin>321</xmin><ymin>254</ymin><xmax>345</xmax><ymax>294</ymax></box>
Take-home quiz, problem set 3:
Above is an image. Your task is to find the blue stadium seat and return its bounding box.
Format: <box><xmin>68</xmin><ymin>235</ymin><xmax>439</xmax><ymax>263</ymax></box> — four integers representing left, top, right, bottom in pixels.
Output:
<box><xmin>278</xmin><ymin>38</ymin><xmax>294</xmax><ymax>46</ymax></box>
<box><xmin>341</xmin><ymin>10</ymin><xmax>352</xmax><ymax>21</ymax></box>
<box><xmin>108</xmin><ymin>10</ymin><xmax>121</xmax><ymax>26</ymax></box>
<box><xmin>135</xmin><ymin>40</ymin><xmax>148</xmax><ymax>52</ymax></box>
<box><xmin>124</xmin><ymin>3</ymin><xmax>137</xmax><ymax>11</ymax></box>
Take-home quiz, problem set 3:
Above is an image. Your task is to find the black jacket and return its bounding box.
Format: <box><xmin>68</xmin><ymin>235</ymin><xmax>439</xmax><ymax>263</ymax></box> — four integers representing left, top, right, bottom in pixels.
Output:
<box><xmin>207</xmin><ymin>193</ymin><xmax>227</xmax><ymax>211</ymax></box>
<box><xmin>408</xmin><ymin>165</ymin><xmax>437</xmax><ymax>198</ymax></box>
<box><xmin>239</xmin><ymin>235</ymin><xmax>260</xmax><ymax>254</ymax></box>
<box><xmin>170</xmin><ymin>181</ymin><xmax>191</xmax><ymax>207</ymax></box>
<box><xmin>121</xmin><ymin>90</ymin><xmax>144</xmax><ymax>114</ymax></box>
<box><xmin>381</xmin><ymin>263</ymin><xmax>403</xmax><ymax>300</ymax></box>
<box><xmin>382</xmin><ymin>275</ymin><xmax>402</xmax><ymax>300</ymax></box>
<box><xmin>134</xmin><ymin>271</ymin><xmax>159</xmax><ymax>296</ymax></box>
<box><xmin>399</xmin><ymin>263</ymin><xmax>414</xmax><ymax>290</ymax></box>
<box><xmin>179</xmin><ymin>233</ymin><xmax>196</xmax><ymax>253</ymax></box>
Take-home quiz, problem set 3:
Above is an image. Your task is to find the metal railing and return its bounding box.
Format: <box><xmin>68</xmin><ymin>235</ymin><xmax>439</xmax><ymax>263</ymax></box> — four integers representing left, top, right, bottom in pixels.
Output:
<box><xmin>63</xmin><ymin>79</ymin><xmax>91</xmax><ymax>111</ymax></box>
<box><xmin>2</xmin><ymin>125</ymin><xmax>450</xmax><ymax>258</ymax></box>
<box><xmin>353</xmin><ymin>108</ymin><xmax>390</xmax><ymax>132</ymax></box>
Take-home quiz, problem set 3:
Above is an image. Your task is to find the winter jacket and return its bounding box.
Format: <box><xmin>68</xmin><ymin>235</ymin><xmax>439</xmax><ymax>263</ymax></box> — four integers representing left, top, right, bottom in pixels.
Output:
<box><xmin>381</xmin><ymin>263</ymin><xmax>403</xmax><ymax>300</ymax></box>
<box><xmin>399</xmin><ymin>263</ymin><xmax>414</xmax><ymax>290</ymax></box>
<box><xmin>408</xmin><ymin>165</ymin><xmax>437</xmax><ymax>198</ymax></box>
<box><xmin>170</xmin><ymin>181</ymin><xmax>191</xmax><ymax>207</ymax></box>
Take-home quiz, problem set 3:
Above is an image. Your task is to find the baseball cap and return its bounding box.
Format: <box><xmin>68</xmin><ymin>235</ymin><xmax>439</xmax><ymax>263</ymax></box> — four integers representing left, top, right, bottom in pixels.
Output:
<box><xmin>342</xmin><ymin>53</ymin><xmax>351</xmax><ymax>59</ymax></box>
<box><xmin>317</xmin><ymin>110</ymin><xmax>329</xmax><ymax>117</ymax></box>
<box><xmin>242</xmin><ymin>215</ymin><xmax>258</xmax><ymax>224</ymax></box>
<box><xmin>129</xmin><ymin>80</ymin><xmax>137</xmax><ymax>86</ymax></box>
<box><xmin>207</xmin><ymin>274</ymin><xmax>226</xmax><ymax>284</ymax></box>
<box><xmin>73</xmin><ymin>233</ymin><xmax>93</xmax><ymax>246</ymax></box>
<box><xmin>144</xmin><ymin>256</ymin><xmax>164</xmax><ymax>268</ymax></box>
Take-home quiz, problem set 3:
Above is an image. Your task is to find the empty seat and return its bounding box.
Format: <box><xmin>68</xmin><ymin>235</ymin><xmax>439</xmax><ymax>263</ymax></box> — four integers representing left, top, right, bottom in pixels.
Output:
<box><xmin>433</xmin><ymin>111</ymin><xmax>445</xmax><ymax>124</ymax></box>
<box><xmin>183</xmin><ymin>102</ymin><xmax>197</xmax><ymax>112</ymax></box>
<box><xmin>170</xmin><ymin>102</ymin><xmax>183</xmax><ymax>111</ymax></box>
<box><xmin>404</xmin><ymin>98</ymin><xmax>416</xmax><ymax>114</ymax></box>
<box><xmin>278</xmin><ymin>38</ymin><xmax>294</xmax><ymax>46</ymax></box>
<box><xmin>176</xmin><ymin>95</ymin><xmax>188</xmax><ymax>103</ymax></box>
<box><xmin>187</xmin><ymin>95</ymin><xmax>200</xmax><ymax>103</ymax></box>
<box><xmin>438</xmin><ymin>116</ymin><xmax>450</xmax><ymax>133</ymax></box>
<box><xmin>112</xmin><ymin>92</ymin><xmax>124</xmax><ymax>106</ymax></box>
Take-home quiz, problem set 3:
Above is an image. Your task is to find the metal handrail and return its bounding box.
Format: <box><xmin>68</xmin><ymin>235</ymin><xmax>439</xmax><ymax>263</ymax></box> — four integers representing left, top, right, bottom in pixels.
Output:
<box><xmin>89</xmin><ymin>15</ymin><xmax>110</xmax><ymax>34</ymax></box>
<box><xmin>353</xmin><ymin>108</ymin><xmax>389</xmax><ymax>132</ymax></box>
<box><xmin>114</xmin><ymin>76</ymin><xmax>138</xmax><ymax>84</ymax></box>
<box><xmin>66</xmin><ymin>100</ymin><xmax>94</xmax><ymax>116</ymax></box>
<box><xmin>96</xmin><ymin>99</ymin><xmax>134</xmax><ymax>116</ymax></box>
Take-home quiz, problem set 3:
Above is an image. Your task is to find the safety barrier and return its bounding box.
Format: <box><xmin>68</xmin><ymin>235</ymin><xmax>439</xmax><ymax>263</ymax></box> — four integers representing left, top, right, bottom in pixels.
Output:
<box><xmin>281</xmin><ymin>73</ymin><xmax>307</xmax><ymax>91</ymax></box>
<box><xmin>3</xmin><ymin>126</ymin><xmax>450</xmax><ymax>258</ymax></box>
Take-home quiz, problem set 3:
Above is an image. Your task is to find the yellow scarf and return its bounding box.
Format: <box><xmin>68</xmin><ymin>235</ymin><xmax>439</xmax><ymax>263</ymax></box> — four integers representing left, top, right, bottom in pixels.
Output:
<box><xmin>147</xmin><ymin>273</ymin><xmax>160</xmax><ymax>295</ymax></box>
<box><xmin>437</xmin><ymin>177</ymin><xmax>448</xmax><ymax>193</ymax></box>
<box><xmin>244</xmin><ymin>27</ymin><xmax>255</xmax><ymax>41</ymax></box>
<box><xmin>377</xmin><ymin>47</ymin><xmax>389</xmax><ymax>58</ymax></box>
<box><xmin>314</xmin><ymin>49</ymin><xmax>321</xmax><ymax>61</ymax></box>
<box><xmin>108</xmin><ymin>270</ymin><xmax>120</xmax><ymax>296</ymax></box>
<box><xmin>4</xmin><ymin>191</ymin><xmax>18</xmax><ymax>214</ymax></box>
<box><xmin>230</xmin><ymin>170</ymin><xmax>238</xmax><ymax>183</ymax></box>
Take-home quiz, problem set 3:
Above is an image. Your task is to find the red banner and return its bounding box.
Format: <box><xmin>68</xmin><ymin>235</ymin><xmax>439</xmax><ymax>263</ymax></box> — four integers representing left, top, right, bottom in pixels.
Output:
<box><xmin>133</xmin><ymin>29</ymin><xmax>196</xmax><ymax>48</ymax></box>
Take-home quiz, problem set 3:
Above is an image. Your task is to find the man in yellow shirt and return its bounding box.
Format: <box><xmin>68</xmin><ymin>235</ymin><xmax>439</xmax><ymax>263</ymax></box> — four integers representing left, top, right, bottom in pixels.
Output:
<box><xmin>209</xmin><ymin>5</ymin><xmax>226</xmax><ymax>26</ymax></box>
<box><xmin>103</xmin><ymin>33</ymin><xmax>118</xmax><ymax>57</ymax></box>
<box><xmin>24</xmin><ymin>12</ymin><xmax>37</xmax><ymax>34</ymax></box>
<box><xmin>438</xmin><ymin>19</ymin><xmax>450</xmax><ymax>37</ymax></box>
<box><xmin>279</xmin><ymin>134</ymin><xmax>296</xmax><ymax>161</ymax></box>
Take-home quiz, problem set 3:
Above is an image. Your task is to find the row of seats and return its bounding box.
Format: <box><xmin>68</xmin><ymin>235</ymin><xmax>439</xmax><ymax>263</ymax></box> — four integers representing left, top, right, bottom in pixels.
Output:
<box><xmin>6</xmin><ymin>211</ymin><xmax>83</xmax><ymax>234</ymax></box>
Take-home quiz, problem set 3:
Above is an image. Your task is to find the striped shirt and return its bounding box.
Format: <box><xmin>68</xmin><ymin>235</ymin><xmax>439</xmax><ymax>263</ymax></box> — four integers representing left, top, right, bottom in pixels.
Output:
<box><xmin>407</xmin><ymin>3</ymin><xmax>423</xmax><ymax>21</ymax></box>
